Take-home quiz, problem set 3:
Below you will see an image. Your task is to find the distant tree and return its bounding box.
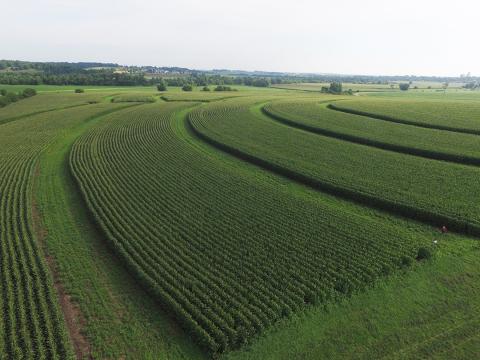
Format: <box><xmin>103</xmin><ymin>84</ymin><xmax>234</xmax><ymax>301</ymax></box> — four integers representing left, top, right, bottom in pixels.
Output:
<box><xmin>464</xmin><ymin>82</ymin><xmax>478</xmax><ymax>90</ymax></box>
<box><xmin>0</xmin><ymin>89</ymin><xmax>6</xmax><ymax>96</ymax></box>
<box><xmin>157</xmin><ymin>80</ymin><xmax>167</xmax><ymax>91</ymax></box>
<box><xmin>202</xmin><ymin>86</ymin><xmax>211</xmax><ymax>91</ymax></box>
<box><xmin>399</xmin><ymin>83</ymin><xmax>410</xmax><ymax>91</ymax></box>
<box><xmin>5</xmin><ymin>92</ymin><xmax>19</xmax><ymax>102</ymax></box>
<box><xmin>22</xmin><ymin>88</ymin><xmax>37</xmax><ymax>97</ymax></box>
<box><xmin>214</xmin><ymin>85</ymin><xmax>236</xmax><ymax>91</ymax></box>
<box><xmin>390</xmin><ymin>84</ymin><xmax>395</xmax><ymax>89</ymax></box>
<box><xmin>328</xmin><ymin>82</ymin><xmax>342</xmax><ymax>94</ymax></box>
<box><xmin>182</xmin><ymin>84</ymin><xmax>193</xmax><ymax>91</ymax></box>
<box><xmin>75</xmin><ymin>88</ymin><xmax>84</xmax><ymax>93</ymax></box>
<box><xmin>413</xmin><ymin>86</ymin><xmax>418</xmax><ymax>89</ymax></box>
<box><xmin>252</xmin><ymin>78</ymin><xmax>270</xmax><ymax>87</ymax></box>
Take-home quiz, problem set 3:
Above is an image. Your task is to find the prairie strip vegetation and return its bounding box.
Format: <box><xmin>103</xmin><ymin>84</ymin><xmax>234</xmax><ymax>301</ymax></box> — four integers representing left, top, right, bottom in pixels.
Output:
<box><xmin>69</xmin><ymin>101</ymin><xmax>441</xmax><ymax>355</ymax></box>
<box><xmin>330</xmin><ymin>98</ymin><xmax>480</xmax><ymax>134</ymax></box>
<box><xmin>263</xmin><ymin>100</ymin><xmax>480</xmax><ymax>166</ymax></box>
<box><xmin>188</xmin><ymin>98</ymin><xmax>480</xmax><ymax>235</ymax></box>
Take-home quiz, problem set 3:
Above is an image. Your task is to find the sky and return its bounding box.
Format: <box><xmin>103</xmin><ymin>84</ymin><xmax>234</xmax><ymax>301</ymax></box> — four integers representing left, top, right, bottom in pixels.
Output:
<box><xmin>2</xmin><ymin>0</ymin><xmax>479</xmax><ymax>76</ymax></box>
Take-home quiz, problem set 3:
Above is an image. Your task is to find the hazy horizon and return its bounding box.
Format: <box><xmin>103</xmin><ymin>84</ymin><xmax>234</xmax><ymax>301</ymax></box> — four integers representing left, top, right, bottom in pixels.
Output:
<box><xmin>4</xmin><ymin>0</ymin><xmax>479</xmax><ymax>77</ymax></box>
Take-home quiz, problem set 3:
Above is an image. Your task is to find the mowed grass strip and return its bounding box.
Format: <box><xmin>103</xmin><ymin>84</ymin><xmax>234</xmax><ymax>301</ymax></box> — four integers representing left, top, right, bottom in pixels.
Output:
<box><xmin>188</xmin><ymin>97</ymin><xmax>480</xmax><ymax>235</ymax></box>
<box><xmin>263</xmin><ymin>99</ymin><xmax>480</xmax><ymax>166</ymax></box>
<box><xmin>330</xmin><ymin>98</ymin><xmax>480</xmax><ymax>135</ymax></box>
<box><xmin>70</xmin><ymin>100</ymin><xmax>438</xmax><ymax>355</ymax></box>
<box><xmin>0</xmin><ymin>102</ymin><xmax>131</xmax><ymax>359</ymax></box>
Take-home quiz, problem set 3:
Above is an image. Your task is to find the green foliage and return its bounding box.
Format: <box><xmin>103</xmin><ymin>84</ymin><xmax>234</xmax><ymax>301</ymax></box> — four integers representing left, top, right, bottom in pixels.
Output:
<box><xmin>334</xmin><ymin>279</ymin><xmax>352</xmax><ymax>294</ymax></box>
<box><xmin>157</xmin><ymin>80</ymin><xmax>167</xmax><ymax>91</ymax></box>
<box><xmin>34</xmin><ymin>103</ymin><xmax>205</xmax><ymax>359</ymax></box>
<box><xmin>111</xmin><ymin>95</ymin><xmax>155</xmax><ymax>103</ymax></box>
<box><xmin>329</xmin><ymin>82</ymin><xmax>343</xmax><ymax>94</ymax></box>
<box><xmin>75</xmin><ymin>88</ymin><xmax>84</xmax><ymax>93</ymax></box>
<box><xmin>70</xmin><ymin>100</ymin><xmax>433</xmax><ymax>355</ymax></box>
<box><xmin>189</xmin><ymin>98</ymin><xmax>480</xmax><ymax>236</ymax></box>
<box><xmin>264</xmin><ymin>100</ymin><xmax>480</xmax><ymax>166</ymax></box>
<box><xmin>214</xmin><ymin>85</ymin><xmax>237</xmax><ymax>92</ymax></box>
<box><xmin>416</xmin><ymin>247</ymin><xmax>432</xmax><ymax>260</ymax></box>
<box><xmin>182</xmin><ymin>84</ymin><xmax>193</xmax><ymax>91</ymax></box>
<box><xmin>22</xmin><ymin>87</ymin><xmax>37</xmax><ymax>97</ymax></box>
<box><xmin>202</xmin><ymin>86</ymin><xmax>211</xmax><ymax>91</ymax></box>
<box><xmin>0</xmin><ymin>87</ymin><xmax>37</xmax><ymax>107</ymax></box>
<box><xmin>0</xmin><ymin>103</ymin><xmax>125</xmax><ymax>358</ymax></box>
<box><xmin>319</xmin><ymin>82</ymin><xmax>343</xmax><ymax>94</ymax></box>
<box><xmin>226</xmin><ymin>239</ymin><xmax>480</xmax><ymax>360</ymax></box>
<box><xmin>3</xmin><ymin>87</ymin><xmax>480</xmax><ymax>358</ymax></box>
<box><xmin>399</xmin><ymin>83</ymin><xmax>410</xmax><ymax>91</ymax></box>
<box><xmin>332</xmin><ymin>98</ymin><xmax>480</xmax><ymax>134</ymax></box>
<box><xmin>0</xmin><ymin>92</ymin><xmax>109</xmax><ymax>125</ymax></box>
<box><xmin>400</xmin><ymin>255</ymin><xmax>414</xmax><ymax>268</ymax></box>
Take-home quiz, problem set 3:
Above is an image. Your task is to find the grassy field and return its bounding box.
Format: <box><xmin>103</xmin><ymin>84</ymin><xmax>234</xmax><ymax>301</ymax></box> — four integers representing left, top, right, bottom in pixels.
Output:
<box><xmin>1</xmin><ymin>83</ymin><xmax>479</xmax><ymax>358</ymax></box>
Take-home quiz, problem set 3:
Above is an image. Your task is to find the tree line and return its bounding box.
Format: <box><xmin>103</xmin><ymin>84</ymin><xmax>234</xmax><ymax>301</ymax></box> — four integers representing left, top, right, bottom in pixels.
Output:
<box><xmin>0</xmin><ymin>70</ymin><xmax>274</xmax><ymax>88</ymax></box>
<box><xmin>2</xmin><ymin>59</ymin><xmax>479</xmax><ymax>88</ymax></box>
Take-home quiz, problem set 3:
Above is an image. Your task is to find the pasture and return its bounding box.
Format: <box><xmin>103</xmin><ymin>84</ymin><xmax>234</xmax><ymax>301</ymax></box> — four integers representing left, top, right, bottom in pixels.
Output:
<box><xmin>0</xmin><ymin>83</ymin><xmax>479</xmax><ymax>358</ymax></box>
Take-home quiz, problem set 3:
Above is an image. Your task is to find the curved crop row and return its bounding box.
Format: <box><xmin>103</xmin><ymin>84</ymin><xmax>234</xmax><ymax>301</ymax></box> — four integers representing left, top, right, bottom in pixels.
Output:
<box><xmin>329</xmin><ymin>99</ymin><xmax>480</xmax><ymax>135</ymax></box>
<box><xmin>0</xmin><ymin>92</ymin><xmax>108</xmax><ymax>126</ymax></box>
<box><xmin>263</xmin><ymin>100</ymin><xmax>480</xmax><ymax>166</ymax></box>
<box><xmin>70</xmin><ymin>101</ymin><xmax>433</xmax><ymax>355</ymax></box>
<box><xmin>188</xmin><ymin>98</ymin><xmax>480</xmax><ymax>235</ymax></box>
<box><xmin>0</xmin><ymin>102</ymin><xmax>131</xmax><ymax>359</ymax></box>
